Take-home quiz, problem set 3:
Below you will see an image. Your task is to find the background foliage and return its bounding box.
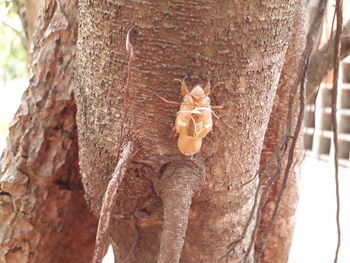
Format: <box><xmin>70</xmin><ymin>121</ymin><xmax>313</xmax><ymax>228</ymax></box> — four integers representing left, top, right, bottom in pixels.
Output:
<box><xmin>0</xmin><ymin>0</ymin><xmax>27</xmax><ymax>83</ymax></box>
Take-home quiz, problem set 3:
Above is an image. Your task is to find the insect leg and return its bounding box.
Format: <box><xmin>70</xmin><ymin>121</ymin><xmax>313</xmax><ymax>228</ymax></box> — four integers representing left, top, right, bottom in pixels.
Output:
<box><xmin>174</xmin><ymin>78</ymin><xmax>190</xmax><ymax>96</ymax></box>
<box><xmin>211</xmin><ymin>105</ymin><xmax>224</xmax><ymax>110</ymax></box>
<box><xmin>156</xmin><ymin>94</ymin><xmax>181</xmax><ymax>105</ymax></box>
<box><xmin>204</xmin><ymin>81</ymin><xmax>211</xmax><ymax>96</ymax></box>
<box><xmin>168</xmin><ymin>126</ymin><xmax>177</xmax><ymax>140</ymax></box>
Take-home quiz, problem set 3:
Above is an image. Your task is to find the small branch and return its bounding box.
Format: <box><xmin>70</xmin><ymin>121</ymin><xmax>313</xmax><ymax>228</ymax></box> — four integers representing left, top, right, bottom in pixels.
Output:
<box><xmin>307</xmin><ymin>20</ymin><xmax>350</xmax><ymax>102</ymax></box>
<box><xmin>2</xmin><ymin>21</ymin><xmax>21</xmax><ymax>36</ymax></box>
<box><xmin>332</xmin><ymin>0</ymin><xmax>343</xmax><ymax>262</ymax></box>
<box><xmin>156</xmin><ymin>159</ymin><xmax>205</xmax><ymax>263</ymax></box>
<box><xmin>93</xmin><ymin>140</ymin><xmax>140</xmax><ymax>263</ymax></box>
<box><xmin>1</xmin><ymin>21</ymin><xmax>28</xmax><ymax>50</ymax></box>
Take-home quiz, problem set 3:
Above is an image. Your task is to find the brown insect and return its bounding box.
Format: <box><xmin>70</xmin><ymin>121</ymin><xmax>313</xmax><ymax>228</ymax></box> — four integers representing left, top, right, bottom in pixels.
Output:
<box><xmin>158</xmin><ymin>79</ymin><xmax>224</xmax><ymax>156</ymax></box>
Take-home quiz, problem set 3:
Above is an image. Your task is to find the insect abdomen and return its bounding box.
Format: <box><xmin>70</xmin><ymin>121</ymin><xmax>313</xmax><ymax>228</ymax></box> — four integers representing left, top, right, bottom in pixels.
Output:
<box><xmin>177</xmin><ymin>134</ymin><xmax>202</xmax><ymax>156</ymax></box>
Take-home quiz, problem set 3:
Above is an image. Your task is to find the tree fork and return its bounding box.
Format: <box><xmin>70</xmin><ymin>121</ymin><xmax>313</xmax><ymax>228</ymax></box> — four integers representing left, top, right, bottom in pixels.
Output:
<box><xmin>155</xmin><ymin>159</ymin><xmax>205</xmax><ymax>263</ymax></box>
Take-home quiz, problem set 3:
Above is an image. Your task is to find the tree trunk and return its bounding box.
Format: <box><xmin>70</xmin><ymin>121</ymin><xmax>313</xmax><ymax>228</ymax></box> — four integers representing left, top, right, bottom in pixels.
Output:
<box><xmin>255</xmin><ymin>0</ymin><xmax>307</xmax><ymax>262</ymax></box>
<box><xmin>0</xmin><ymin>1</ymin><xmax>97</xmax><ymax>262</ymax></box>
<box><xmin>76</xmin><ymin>1</ymin><xmax>299</xmax><ymax>262</ymax></box>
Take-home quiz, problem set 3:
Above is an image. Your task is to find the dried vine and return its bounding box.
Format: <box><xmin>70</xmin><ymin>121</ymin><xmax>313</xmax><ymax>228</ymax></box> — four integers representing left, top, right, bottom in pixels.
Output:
<box><xmin>117</xmin><ymin>27</ymin><xmax>135</xmax><ymax>160</ymax></box>
<box><xmin>224</xmin><ymin>1</ymin><xmax>328</xmax><ymax>261</ymax></box>
<box><xmin>332</xmin><ymin>0</ymin><xmax>343</xmax><ymax>262</ymax></box>
<box><xmin>253</xmin><ymin>0</ymin><xmax>327</xmax><ymax>258</ymax></box>
<box><xmin>93</xmin><ymin>140</ymin><xmax>140</xmax><ymax>263</ymax></box>
<box><xmin>92</xmin><ymin>28</ymin><xmax>139</xmax><ymax>263</ymax></box>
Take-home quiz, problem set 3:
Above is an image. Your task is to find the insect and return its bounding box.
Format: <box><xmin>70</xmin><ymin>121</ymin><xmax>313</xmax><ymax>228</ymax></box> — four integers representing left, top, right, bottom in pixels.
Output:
<box><xmin>158</xmin><ymin>79</ymin><xmax>224</xmax><ymax>156</ymax></box>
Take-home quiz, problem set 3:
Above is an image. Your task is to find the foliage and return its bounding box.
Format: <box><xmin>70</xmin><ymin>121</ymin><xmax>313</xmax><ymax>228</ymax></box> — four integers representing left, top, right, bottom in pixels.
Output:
<box><xmin>0</xmin><ymin>0</ymin><xmax>27</xmax><ymax>83</ymax></box>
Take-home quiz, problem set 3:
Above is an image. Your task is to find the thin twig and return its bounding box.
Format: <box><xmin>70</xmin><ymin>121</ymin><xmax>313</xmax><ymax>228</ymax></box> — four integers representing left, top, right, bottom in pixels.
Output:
<box><xmin>93</xmin><ymin>27</ymin><xmax>138</xmax><ymax>263</ymax></box>
<box><xmin>222</xmin><ymin>139</ymin><xmax>287</xmax><ymax>261</ymax></box>
<box><xmin>117</xmin><ymin>28</ymin><xmax>135</xmax><ymax>160</ymax></box>
<box><xmin>224</xmin><ymin>1</ymin><xmax>328</xmax><ymax>261</ymax></box>
<box><xmin>241</xmin><ymin>138</ymin><xmax>289</xmax><ymax>261</ymax></box>
<box><xmin>2</xmin><ymin>21</ymin><xmax>21</xmax><ymax>36</ymax></box>
<box><xmin>254</xmin><ymin>0</ymin><xmax>327</xmax><ymax>256</ymax></box>
<box><xmin>255</xmin><ymin>58</ymin><xmax>307</xmax><ymax>255</ymax></box>
<box><xmin>93</xmin><ymin>140</ymin><xmax>140</xmax><ymax>263</ymax></box>
<box><xmin>332</xmin><ymin>0</ymin><xmax>343</xmax><ymax>262</ymax></box>
<box><xmin>1</xmin><ymin>21</ymin><xmax>28</xmax><ymax>50</ymax></box>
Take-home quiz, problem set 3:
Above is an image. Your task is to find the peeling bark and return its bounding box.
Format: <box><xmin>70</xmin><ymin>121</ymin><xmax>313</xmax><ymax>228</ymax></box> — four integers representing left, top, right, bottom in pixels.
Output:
<box><xmin>0</xmin><ymin>1</ymin><xmax>97</xmax><ymax>262</ymax></box>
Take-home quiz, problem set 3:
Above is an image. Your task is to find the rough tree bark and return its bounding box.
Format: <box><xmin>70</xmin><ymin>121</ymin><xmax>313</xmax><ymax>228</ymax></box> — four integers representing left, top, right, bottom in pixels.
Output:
<box><xmin>0</xmin><ymin>1</ymin><xmax>97</xmax><ymax>262</ymax></box>
<box><xmin>76</xmin><ymin>0</ymin><xmax>299</xmax><ymax>262</ymax></box>
<box><xmin>255</xmin><ymin>0</ymin><xmax>307</xmax><ymax>262</ymax></box>
<box><xmin>0</xmin><ymin>0</ymin><xmax>317</xmax><ymax>262</ymax></box>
